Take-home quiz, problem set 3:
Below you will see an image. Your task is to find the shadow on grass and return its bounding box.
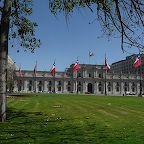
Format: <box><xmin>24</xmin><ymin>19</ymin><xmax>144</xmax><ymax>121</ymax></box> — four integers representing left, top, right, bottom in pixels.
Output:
<box><xmin>1</xmin><ymin>108</ymin><xmax>143</xmax><ymax>144</ymax></box>
<box><xmin>0</xmin><ymin>108</ymin><xmax>54</xmax><ymax>144</ymax></box>
<box><xmin>1</xmin><ymin>108</ymin><xmax>97</xmax><ymax>144</ymax></box>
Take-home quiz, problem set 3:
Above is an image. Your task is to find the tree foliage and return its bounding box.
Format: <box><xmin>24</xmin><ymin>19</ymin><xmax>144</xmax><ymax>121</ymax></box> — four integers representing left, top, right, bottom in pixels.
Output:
<box><xmin>49</xmin><ymin>0</ymin><xmax>144</xmax><ymax>52</ymax></box>
<box><xmin>0</xmin><ymin>0</ymin><xmax>41</xmax><ymax>52</ymax></box>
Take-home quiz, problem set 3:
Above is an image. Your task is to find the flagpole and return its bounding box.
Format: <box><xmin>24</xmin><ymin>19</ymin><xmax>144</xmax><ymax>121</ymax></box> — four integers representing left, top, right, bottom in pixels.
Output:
<box><xmin>77</xmin><ymin>69</ymin><xmax>78</xmax><ymax>94</ymax></box>
<box><xmin>73</xmin><ymin>57</ymin><xmax>80</xmax><ymax>94</ymax></box>
<box><xmin>72</xmin><ymin>66</ymin><xmax>73</xmax><ymax>94</ymax></box>
<box><xmin>18</xmin><ymin>63</ymin><xmax>21</xmax><ymax>92</ymax></box>
<box><xmin>77</xmin><ymin>56</ymin><xmax>79</xmax><ymax>95</ymax></box>
<box><xmin>53</xmin><ymin>73</ymin><xmax>55</xmax><ymax>93</ymax></box>
<box><xmin>35</xmin><ymin>61</ymin><xmax>37</xmax><ymax>93</ymax></box>
<box><xmin>105</xmin><ymin>68</ymin><xmax>107</xmax><ymax>96</ymax></box>
<box><xmin>53</xmin><ymin>59</ymin><xmax>56</xmax><ymax>93</ymax></box>
<box><xmin>139</xmin><ymin>53</ymin><xmax>142</xmax><ymax>97</ymax></box>
<box><xmin>89</xmin><ymin>54</ymin><xmax>90</xmax><ymax>64</ymax></box>
<box><xmin>105</xmin><ymin>54</ymin><xmax>107</xmax><ymax>96</ymax></box>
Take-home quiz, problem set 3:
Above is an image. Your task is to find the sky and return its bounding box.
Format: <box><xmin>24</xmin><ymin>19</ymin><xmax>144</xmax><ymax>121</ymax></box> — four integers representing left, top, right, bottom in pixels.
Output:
<box><xmin>9</xmin><ymin>0</ymin><xmax>139</xmax><ymax>72</ymax></box>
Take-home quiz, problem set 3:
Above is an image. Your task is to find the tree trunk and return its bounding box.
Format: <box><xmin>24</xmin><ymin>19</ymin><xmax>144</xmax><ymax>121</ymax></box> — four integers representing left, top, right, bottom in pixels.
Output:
<box><xmin>0</xmin><ymin>0</ymin><xmax>12</xmax><ymax>122</ymax></box>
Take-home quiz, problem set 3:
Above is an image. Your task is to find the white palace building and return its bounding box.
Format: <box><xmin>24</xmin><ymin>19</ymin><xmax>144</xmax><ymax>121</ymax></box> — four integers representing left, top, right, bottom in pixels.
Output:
<box><xmin>14</xmin><ymin>60</ymin><xmax>144</xmax><ymax>96</ymax></box>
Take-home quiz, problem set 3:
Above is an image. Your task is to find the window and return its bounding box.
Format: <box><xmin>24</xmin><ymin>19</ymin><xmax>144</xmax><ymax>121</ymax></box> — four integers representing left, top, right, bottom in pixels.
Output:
<box><xmin>98</xmin><ymin>74</ymin><xmax>101</xmax><ymax>78</ymax></box>
<box><xmin>78</xmin><ymin>81</ymin><xmax>81</xmax><ymax>85</ymax></box>
<box><xmin>68</xmin><ymin>87</ymin><xmax>71</xmax><ymax>91</ymax></box>
<box><xmin>99</xmin><ymin>87</ymin><xmax>101</xmax><ymax>91</ymax></box>
<box><xmin>58</xmin><ymin>81</ymin><xmax>61</xmax><ymax>85</ymax></box>
<box><xmin>68</xmin><ymin>81</ymin><xmax>71</xmax><ymax>85</ymax></box>
<box><xmin>89</xmin><ymin>74</ymin><xmax>92</xmax><ymax>77</ymax></box>
<box><xmin>116</xmin><ymin>87</ymin><xmax>119</xmax><ymax>92</ymax></box>
<box><xmin>49</xmin><ymin>81</ymin><xmax>52</xmax><ymax>85</ymax></box>
<box><xmin>58</xmin><ymin>87</ymin><xmax>61</xmax><ymax>91</ymax></box>
<box><xmin>108</xmin><ymin>82</ymin><xmax>111</xmax><ymax>86</ymax></box>
<box><xmin>29</xmin><ymin>80</ymin><xmax>32</xmax><ymax>85</ymax></box>
<box><xmin>49</xmin><ymin>87</ymin><xmax>51</xmax><ymax>91</ymax></box>
<box><xmin>124</xmin><ymin>82</ymin><xmax>127</xmax><ymax>86</ymax></box>
<box><xmin>124</xmin><ymin>87</ymin><xmax>127</xmax><ymax>92</ymax></box>
<box><xmin>39</xmin><ymin>86</ymin><xmax>42</xmax><ymax>91</ymax></box>
<box><xmin>19</xmin><ymin>86</ymin><xmax>22</xmax><ymax>91</ymax></box>
<box><xmin>132</xmin><ymin>82</ymin><xmax>135</xmax><ymax>86</ymax></box>
<box><xmin>39</xmin><ymin>81</ymin><xmax>42</xmax><ymax>85</ymax></box>
<box><xmin>108</xmin><ymin>87</ymin><xmax>111</xmax><ymax>92</ymax></box>
<box><xmin>78</xmin><ymin>73</ymin><xmax>81</xmax><ymax>77</ymax></box>
<box><xmin>116</xmin><ymin>82</ymin><xmax>119</xmax><ymax>86</ymax></box>
<box><xmin>29</xmin><ymin>86</ymin><xmax>32</xmax><ymax>91</ymax></box>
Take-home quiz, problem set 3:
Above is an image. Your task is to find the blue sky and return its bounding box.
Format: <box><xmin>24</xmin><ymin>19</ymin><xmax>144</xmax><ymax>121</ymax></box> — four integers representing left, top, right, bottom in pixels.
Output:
<box><xmin>9</xmin><ymin>0</ymin><xmax>139</xmax><ymax>71</ymax></box>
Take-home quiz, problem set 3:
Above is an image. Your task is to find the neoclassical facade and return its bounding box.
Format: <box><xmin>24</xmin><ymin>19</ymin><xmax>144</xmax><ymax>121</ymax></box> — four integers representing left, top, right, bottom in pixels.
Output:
<box><xmin>14</xmin><ymin>64</ymin><xmax>143</xmax><ymax>96</ymax></box>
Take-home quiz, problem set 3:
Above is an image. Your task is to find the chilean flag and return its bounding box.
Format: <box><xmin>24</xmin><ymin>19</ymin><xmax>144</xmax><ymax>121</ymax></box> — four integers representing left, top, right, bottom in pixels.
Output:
<box><xmin>18</xmin><ymin>68</ymin><xmax>23</xmax><ymax>77</ymax></box>
<box><xmin>50</xmin><ymin>62</ymin><xmax>56</xmax><ymax>75</ymax></box>
<box><xmin>34</xmin><ymin>61</ymin><xmax>37</xmax><ymax>74</ymax></box>
<box><xmin>73</xmin><ymin>60</ymin><xmax>80</xmax><ymax>72</ymax></box>
<box><xmin>133</xmin><ymin>54</ymin><xmax>142</xmax><ymax>68</ymax></box>
<box><xmin>34</xmin><ymin>65</ymin><xmax>36</xmax><ymax>74</ymax></box>
<box><xmin>89</xmin><ymin>51</ymin><xmax>94</xmax><ymax>56</ymax></box>
<box><xmin>105</xmin><ymin>58</ymin><xmax>110</xmax><ymax>72</ymax></box>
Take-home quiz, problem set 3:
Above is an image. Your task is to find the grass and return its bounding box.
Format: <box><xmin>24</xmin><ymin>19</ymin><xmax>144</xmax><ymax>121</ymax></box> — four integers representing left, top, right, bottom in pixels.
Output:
<box><xmin>0</xmin><ymin>94</ymin><xmax>144</xmax><ymax>144</ymax></box>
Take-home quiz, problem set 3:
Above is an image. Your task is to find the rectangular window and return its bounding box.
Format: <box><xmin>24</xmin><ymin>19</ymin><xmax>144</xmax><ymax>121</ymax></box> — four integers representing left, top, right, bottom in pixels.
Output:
<box><xmin>49</xmin><ymin>81</ymin><xmax>52</xmax><ymax>85</ymax></box>
<box><xmin>58</xmin><ymin>87</ymin><xmax>61</xmax><ymax>91</ymax></box>
<box><xmin>29</xmin><ymin>80</ymin><xmax>32</xmax><ymax>85</ymax></box>
<box><xmin>124</xmin><ymin>87</ymin><xmax>127</xmax><ymax>92</ymax></box>
<box><xmin>116</xmin><ymin>87</ymin><xmax>119</xmax><ymax>92</ymax></box>
<box><xmin>39</xmin><ymin>86</ymin><xmax>42</xmax><ymax>91</ymax></box>
<box><xmin>39</xmin><ymin>81</ymin><xmax>42</xmax><ymax>85</ymax></box>
<box><xmin>68</xmin><ymin>87</ymin><xmax>71</xmax><ymax>91</ymax></box>
<box><xmin>108</xmin><ymin>87</ymin><xmax>111</xmax><ymax>92</ymax></box>
<box><xmin>29</xmin><ymin>86</ymin><xmax>32</xmax><ymax>91</ymax></box>
<box><xmin>49</xmin><ymin>87</ymin><xmax>51</xmax><ymax>91</ymax></box>
<box><xmin>78</xmin><ymin>87</ymin><xmax>81</xmax><ymax>91</ymax></box>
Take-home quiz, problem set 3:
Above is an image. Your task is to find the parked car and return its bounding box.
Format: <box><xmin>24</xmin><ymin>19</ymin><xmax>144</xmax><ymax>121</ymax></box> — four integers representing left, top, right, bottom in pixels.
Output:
<box><xmin>125</xmin><ymin>91</ymin><xmax>130</xmax><ymax>95</ymax></box>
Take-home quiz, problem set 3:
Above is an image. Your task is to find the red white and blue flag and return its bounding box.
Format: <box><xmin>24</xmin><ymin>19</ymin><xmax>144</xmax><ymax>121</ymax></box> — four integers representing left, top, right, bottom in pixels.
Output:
<box><xmin>18</xmin><ymin>68</ymin><xmax>23</xmax><ymax>77</ymax></box>
<box><xmin>133</xmin><ymin>54</ymin><xmax>142</xmax><ymax>68</ymax></box>
<box><xmin>50</xmin><ymin>62</ymin><xmax>56</xmax><ymax>75</ymax></box>
<box><xmin>34</xmin><ymin>61</ymin><xmax>37</xmax><ymax>74</ymax></box>
<box><xmin>105</xmin><ymin>58</ymin><xmax>110</xmax><ymax>72</ymax></box>
<box><xmin>73</xmin><ymin>60</ymin><xmax>80</xmax><ymax>72</ymax></box>
<box><xmin>89</xmin><ymin>51</ymin><xmax>94</xmax><ymax>56</ymax></box>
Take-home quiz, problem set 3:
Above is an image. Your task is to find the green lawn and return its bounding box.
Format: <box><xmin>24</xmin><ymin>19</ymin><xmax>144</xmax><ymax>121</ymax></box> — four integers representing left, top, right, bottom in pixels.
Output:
<box><xmin>0</xmin><ymin>94</ymin><xmax>144</xmax><ymax>144</ymax></box>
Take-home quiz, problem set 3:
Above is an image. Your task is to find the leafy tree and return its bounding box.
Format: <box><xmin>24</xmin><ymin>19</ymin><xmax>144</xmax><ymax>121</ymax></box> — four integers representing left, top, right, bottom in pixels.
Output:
<box><xmin>0</xmin><ymin>0</ymin><xmax>41</xmax><ymax>121</ymax></box>
<box><xmin>49</xmin><ymin>0</ymin><xmax>144</xmax><ymax>52</ymax></box>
